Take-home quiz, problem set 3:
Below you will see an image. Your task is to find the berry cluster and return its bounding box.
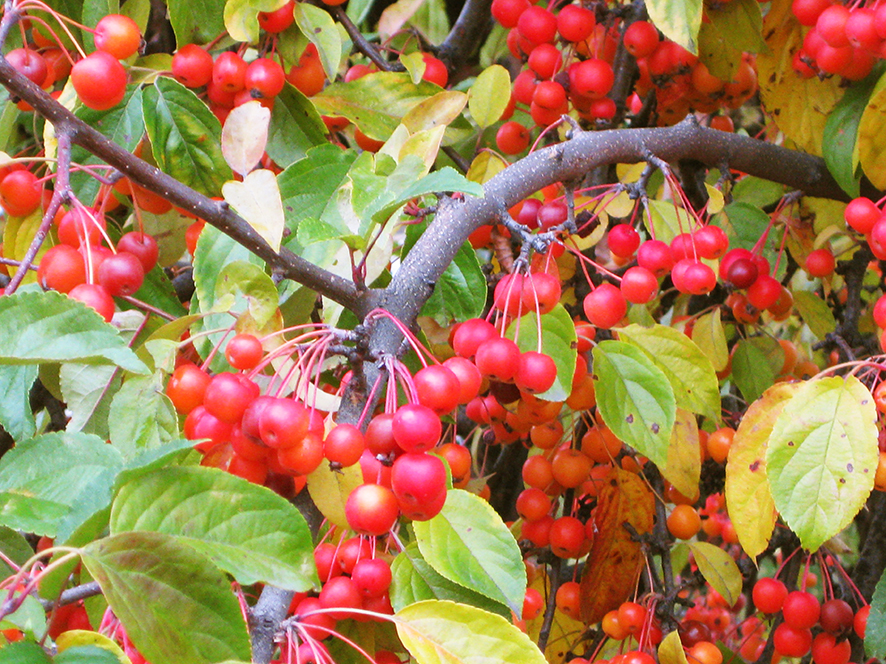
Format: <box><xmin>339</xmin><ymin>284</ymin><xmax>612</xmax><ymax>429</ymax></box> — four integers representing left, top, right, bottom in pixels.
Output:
<box><xmin>792</xmin><ymin>0</ymin><xmax>886</xmax><ymax>80</ymax></box>
<box><xmin>489</xmin><ymin>2</ymin><xmax>758</xmax><ymax>155</ymax></box>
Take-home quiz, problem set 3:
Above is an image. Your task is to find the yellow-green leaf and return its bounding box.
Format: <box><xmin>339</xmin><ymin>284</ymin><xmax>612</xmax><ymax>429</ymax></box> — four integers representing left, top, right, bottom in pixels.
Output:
<box><xmin>618</xmin><ymin>324</ymin><xmax>721</xmax><ymax>422</ymax></box>
<box><xmin>306</xmin><ymin>459</ymin><xmax>363</xmax><ymax>528</ymax></box>
<box><xmin>466</xmin><ymin>150</ymin><xmax>508</xmax><ymax>184</ymax></box>
<box><xmin>293</xmin><ymin>3</ymin><xmax>342</xmax><ymax>82</ymax></box>
<box><xmin>663</xmin><ymin>409</ymin><xmax>701</xmax><ymax>501</ymax></box>
<box><xmin>687</xmin><ymin>541</ymin><xmax>742</xmax><ymax>606</ymax></box>
<box><xmin>725</xmin><ymin>382</ymin><xmax>801</xmax><ymax>560</ymax></box>
<box><xmin>646</xmin><ymin>0</ymin><xmax>702</xmax><ymax>53</ymax></box>
<box><xmin>403</xmin><ymin>91</ymin><xmax>468</xmax><ymax>133</ymax></box>
<box><xmin>858</xmin><ymin>69</ymin><xmax>886</xmax><ymax>189</ymax></box>
<box><xmin>658</xmin><ymin>630</ymin><xmax>690</xmax><ymax>664</ymax></box>
<box><xmin>468</xmin><ymin>65</ymin><xmax>511</xmax><ymax>128</ymax></box>
<box><xmin>691</xmin><ymin>309</ymin><xmax>728</xmax><ymax>372</ymax></box>
<box><xmin>224</xmin><ymin>0</ymin><xmax>288</xmax><ymax>43</ymax></box>
<box><xmin>396</xmin><ymin>600</ymin><xmax>547</xmax><ymax>664</ymax></box>
<box><xmin>767</xmin><ymin>375</ymin><xmax>879</xmax><ymax>552</ymax></box>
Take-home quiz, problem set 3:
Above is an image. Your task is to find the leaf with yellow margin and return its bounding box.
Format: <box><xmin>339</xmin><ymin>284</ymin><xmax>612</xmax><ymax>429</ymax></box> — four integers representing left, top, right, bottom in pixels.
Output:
<box><xmin>57</xmin><ymin>630</ymin><xmax>131</xmax><ymax>663</ymax></box>
<box><xmin>688</xmin><ymin>541</ymin><xmax>743</xmax><ymax>606</ymax></box>
<box><xmin>467</xmin><ymin>151</ymin><xmax>508</xmax><ymax>184</ymax></box>
<box><xmin>580</xmin><ymin>467</ymin><xmax>654</xmax><ymax>624</ymax></box>
<box><xmin>756</xmin><ymin>0</ymin><xmax>843</xmax><ymax>155</ymax></box>
<box><xmin>725</xmin><ymin>382</ymin><xmax>801</xmax><ymax>559</ymax></box>
<box><xmin>858</xmin><ymin>70</ymin><xmax>886</xmax><ymax>189</ymax></box>
<box><xmin>662</xmin><ymin>409</ymin><xmax>701</xmax><ymax>502</ymax></box>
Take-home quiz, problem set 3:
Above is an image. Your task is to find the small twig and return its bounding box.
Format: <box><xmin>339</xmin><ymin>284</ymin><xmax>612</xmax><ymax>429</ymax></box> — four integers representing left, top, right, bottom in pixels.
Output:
<box><xmin>332</xmin><ymin>6</ymin><xmax>403</xmax><ymax>73</ymax></box>
<box><xmin>38</xmin><ymin>581</ymin><xmax>102</xmax><ymax>610</ymax></box>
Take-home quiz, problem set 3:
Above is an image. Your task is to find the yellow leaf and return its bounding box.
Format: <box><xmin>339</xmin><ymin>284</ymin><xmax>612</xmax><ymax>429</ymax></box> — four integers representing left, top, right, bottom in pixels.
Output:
<box><xmin>756</xmin><ymin>0</ymin><xmax>843</xmax><ymax>155</ymax></box>
<box><xmin>401</xmin><ymin>125</ymin><xmax>447</xmax><ymax>175</ymax></box>
<box><xmin>307</xmin><ymin>459</ymin><xmax>363</xmax><ymax>528</ymax></box>
<box><xmin>57</xmin><ymin>630</ymin><xmax>131</xmax><ymax>663</ymax></box>
<box><xmin>378</xmin><ymin>0</ymin><xmax>425</xmax><ymax>40</ymax></box>
<box><xmin>400</xmin><ymin>51</ymin><xmax>426</xmax><ymax>84</ymax></box>
<box><xmin>725</xmin><ymin>381</ymin><xmax>801</xmax><ymax>559</ymax></box>
<box><xmin>658</xmin><ymin>630</ymin><xmax>690</xmax><ymax>664</ymax></box>
<box><xmin>601</xmin><ymin>188</ymin><xmax>636</xmax><ymax>218</ymax></box>
<box><xmin>403</xmin><ymin>91</ymin><xmax>468</xmax><ymax>133</ymax></box>
<box><xmin>662</xmin><ymin>409</ymin><xmax>701</xmax><ymax>502</ymax></box>
<box><xmin>467</xmin><ymin>150</ymin><xmax>508</xmax><ymax>184</ymax></box>
<box><xmin>469</xmin><ymin>65</ymin><xmax>512</xmax><ymax>129</ymax></box>
<box><xmin>704</xmin><ymin>184</ymin><xmax>725</xmax><ymax>214</ymax></box>
<box><xmin>3</xmin><ymin>209</ymin><xmax>53</xmax><ymax>285</ymax></box>
<box><xmin>688</xmin><ymin>541</ymin><xmax>743</xmax><ymax>606</ymax></box>
<box><xmin>221</xmin><ymin>169</ymin><xmax>284</xmax><ymax>251</ymax></box>
<box><xmin>580</xmin><ymin>467</ymin><xmax>654</xmax><ymax>624</ymax></box>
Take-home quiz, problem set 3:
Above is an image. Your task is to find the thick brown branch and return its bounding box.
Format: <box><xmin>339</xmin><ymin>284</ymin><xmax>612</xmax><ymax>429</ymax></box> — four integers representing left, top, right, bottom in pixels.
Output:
<box><xmin>437</xmin><ymin>0</ymin><xmax>494</xmax><ymax>71</ymax></box>
<box><xmin>0</xmin><ymin>56</ymin><xmax>370</xmax><ymax>315</ymax></box>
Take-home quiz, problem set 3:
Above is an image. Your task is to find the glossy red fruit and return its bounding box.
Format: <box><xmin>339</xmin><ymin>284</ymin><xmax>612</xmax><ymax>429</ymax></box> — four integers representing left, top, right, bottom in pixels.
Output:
<box><xmin>324</xmin><ymin>423</ymin><xmax>365</xmax><ymax>467</ymax></box>
<box><xmin>773</xmin><ymin>624</ymin><xmax>812</xmax><ymax>657</ymax></box>
<box><xmin>224</xmin><ymin>333</ymin><xmax>263</xmax><ymax>370</ymax></box>
<box><xmin>7</xmin><ymin>48</ymin><xmax>48</xmax><ymax>86</ymax></box>
<box><xmin>475</xmin><ymin>336</ymin><xmax>521</xmax><ymax>382</ymax></box>
<box><xmin>259</xmin><ymin>398</ymin><xmax>309</xmax><ymax>449</ymax></box>
<box><xmin>351</xmin><ymin>557</ymin><xmax>392</xmax><ymax>598</ymax></box>
<box><xmin>442</xmin><ymin>356</ymin><xmax>482</xmax><ymax>404</ymax></box>
<box><xmin>392</xmin><ymin>404</ymin><xmax>441</xmax><ymax>453</ymax></box>
<box><xmin>203</xmin><ymin>373</ymin><xmax>259</xmax><ymax>423</ymax></box>
<box><xmin>752</xmin><ymin>577</ymin><xmax>787</xmax><ymax>614</ymax></box>
<box><xmin>0</xmin><ymin>170</ymin><xmax>42</xmax><ymax>217</ymax></box>
<box><xmin>172</xmin><ymin>44</ymin><xmax>214</xmax><ymax>88</ymax></box>
<box><xmin>414</xmin><ymin>364</ymin><xmax>461</xmax><ymax>415</ymax></box>
<box><xmin>608</xmin><ymin>223</ymin><xmax>641</xmax><ymax>257</ymax></box>
<box><xmin>258</xmin><ymin>0</ymin><xmax>296</xmax><ymax>32</ymax></box>
<box><xmin>391</xmin><ymin>452</ymin><xmax>447</xmax><ymax>510</ymax></box>
<box><xmin>69</xmin><ymin>283</ymin><xmax>115</xmax><ymax>322</ymax></box>
<box><xmin>213</xmin><ymin>52</ymin><xmax>247</xmax><ymax>92</ymax></box>
<box><xmin>620</xmin><ymin>266</ymin><xmax>658</xmax><ymax>304</ymax></box>
<box><xmin>245</xmin><ymin>58</ymin><xmax>286</xmax><ymax>98</ymax></box>
<box><xmin>71</xmin><ymin>51</ymin><xmax>127</xmax><ymax>110</ymax></box>
<box><xmin>515</xmin><ymin>351</ymin><xmax>557</xmax><ymax>394</ymax></box>
<box><xmin>116</xmin><ymin>231</ymin><xmax>159</xmax><ymax>272</ymax></box>
<box><xmin>583</xmin><ymin>283</ymin><xmax>626</xmax><ymax>329</ymax></box>
<box><xmin>805</xmin><ymin>248</ymin><xmax>835</xmax><ymax>277</ymax></box>
<box><xmin>37</xmin><ymin>244</ymin><xmax>87</xmax><ymax>294</ymax></box>
<box><xmin>782</xmin><ymin>590</ymin><xmax>821</xmax><ymax>629</ymax></box>
<box><xmin>522</xmin><ymin>272</ymin><xmax>561</xmax><ymax>315</ymax></box>
<box><xmin>452</xmin><ymin>318</ymin><xmax>498</xmax><ymax>358</ymax></box>
<box><xmin>637</xmin><ymin>239</ymin><xmax>674</xmax><ymax>277</ymax></box>
<box><xmin>166</xmin><ymin>364</ymin><xmax>212</xmax><ymax>414</ymax></box>
<box><xmin>97</xmin><ymin>251</ymin><xmax>144</xmax><ymax>296</ymax></box>
<box><xmin>345</xmin><ymin>483</ymin><xmax>399</xmax><ymax>535</ymax></box>
<box><xmin>94</xmin><ymin>14</ymin><xmax>141</xmax><ymax>60</ymax></box>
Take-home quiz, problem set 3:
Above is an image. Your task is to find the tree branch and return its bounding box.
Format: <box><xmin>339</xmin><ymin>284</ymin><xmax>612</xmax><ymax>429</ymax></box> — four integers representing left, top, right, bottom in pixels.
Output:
<box><xmin>0</xmin><ymin>54</ymin><xmax>371</xmax><ymax>315</ymax></box>
<box><xmin>437</xmin><ymin>0</ymin><xmax>494</xmax><ymax>71</ymax></box>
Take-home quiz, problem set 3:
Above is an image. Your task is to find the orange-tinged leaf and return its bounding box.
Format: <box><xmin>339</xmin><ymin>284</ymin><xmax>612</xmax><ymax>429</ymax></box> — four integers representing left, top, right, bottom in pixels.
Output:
<box><xmin>725</xmin><ymin>382</ymin><xmax>800</xmax><ymax>559</ymax></box>
<box><xmin>658</xmin><ymin>630</ymin><xmax>689</xmax><ymax>664</ymax></box>
<box><xmin>580</xmin><ymin>467</ymin><xmax>654</xmax><ymax>624</ymax></box>
<box><xmin>662</xmin><ymin>408</ymin><xmax>701</xmax><ymax>502</ymax></box>
<box><xmin>687</xmin><ymin>541</ymin><xmax>743</xmax><ymax>606</ymax></box>
<box><xmin>756</xmin><ymin>0</ymin><xmax>843</xmax><ymax>155</ymax></box>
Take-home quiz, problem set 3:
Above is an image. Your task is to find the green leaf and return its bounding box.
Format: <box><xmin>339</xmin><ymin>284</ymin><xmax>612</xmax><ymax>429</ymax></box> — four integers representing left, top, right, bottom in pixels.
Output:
<box><xmin>0</xmin><ymin>526</ymin><xmax>37</xmax><ymax>576</ymax></box>
<box><xmin>793</xmin><ymin>290</ymin><xmax>839</xmax><ymax>341</ymax></box>
<box><xmin>731</xmin><ymin>336</ymin><xmax>782</xmax><ymax>404</ymax></box>
<box><xmin>699</xmin><ymin>0</ymin><xmax>765</xmax><ymax>79</ymax></box>
<box><xmin>1</xmin><ymin>593</ymin><xmax>45</xmax><ymax>640</ymax></box>
<box><xmin>108</xmin><ymin>374</ymin><xmax>178</xmax><ymax>457</ymax></box>
<box><xmin>54</xmin><ymin>645</ymin><xmax>124</xmax><ymax>664</ymax></box>
<box><xmin>403</xmin><ymin>218</ymin><xmax>485</xmax><ymax>325</ymax></box>
<box><xmin>686</xmin><ymin>541</ymin><xmax>743</xmax><ymax>606</ymax></box>
<box><xmin>110</xmin><ymin>466</ymin><xmax>318</xmax><ymax>591</ymax></box>
<box><xmin>70</xmin><ymin>86</ymin><xmax>143</xmax><ymax>205</ymax></box>
<box><xmin>691</xmin><ymin>309</ymin><xmax>729</xmax><ymax>373</ymax></box>
<box><xmin>167</xmin><ymin>0</ymin><xmax>226</xmax><ymax>45</ymax></box>
<box><xmin>390</xmin><ymin>543</ymin><xmax>511</xmax><ymax>618</ymax></box>
<box><xmin>506</xmin><ymin>305</ymin><xmax>577</xmax><ymax>402</ymax></box>
<box><xmin>312</xmin><ymin>72</ymin><xmax>443</xmax><ymax>141</ymax></box>
<box><xmin>396</xmin><ymin>600</ymin><xmax>547</xmax><ymax>664</ymax></box>
<box><xmin>767</xmin><ymin>376</ymin><xmax>879</xmax><ymax>552</ymax></box>
<box><xmin>266</xmin><ymin>83</ymin><xmax>328</xmax><ymax>169</ymax></box>
<box><xmin>278</xmin><ymin>144</ymin><xmax>359</xmax><ymax>237</ymax></box>
<box><xmin>224</xmin><ymin>0</ymin><xmax>288</xmax><ymax>42</ymax></box>
<box><xmin>592</xmin><ymin>340</ymin><xmax>676</xmax><ymax>469</ymax></box>
<box><xmin>717</xmin><ymin>202</ymin><xmax>780</xmax><ymax>271</ymax></box>
<box><xmin>60</xmin><ymin>363</ymin><xmax>120</xmax><ymax>439</ymax></box>
<box><xmin>0</xmin><ymin>642</ymin><xmax>52</xmax><ymax>663</ymax></box>
<box><xmin>867</xmin><ymin>567</ymin><xmax>886</xmax><ymax>658</ymax></box>
<box><xmin>0</xmin><ymin>291</ymin><xmax>147</xmax><ymax>373</ymax></box>
<box><xmin>0</xmin><ymin>432</ymin><xmax>123</xmax><ymax>540</ymax></box>
<box><xmin>646</xmin><ymin>0</ymin><xmax>702</xmax><ymax>53</ymax></box>
<box><xmin>214</xmin><ymin>260</ymin><xmax>279</xmax><ymax>327</ymax></box>
<box><xmin>0</xmin><ymin>365</ymin><xmax>37</xmax><ymax>441</ymax></box>
<box><xmin>468</xmin><ymin>65</ymin><xmax>511</xmax><ymax>129</ymax></box>
<box><xmin>413</xmin><ymin>489</ymin><xmax>526</xmax><ymax>614</ymax></box>
<box><xmin>131</xmin><ymin>266</ymin><xmax>188</xmax><ymax>319</ymax></box>
<box><xmin>114</xmin><ymin>438</ymin><xmax>197</xmax><ymax>489</ymax></box>
<box><xmin>191</xmin><ymin>225</ymin><xmax>264</xmax><ymax>370</ymax></box>
<box><xmin>618</xmin><ymin>324</ymin><xmax>720</xmax><ymax>422</ymax></box>
<box><xmin>731</xmin><ymin>177</ymin><xmax>786</xmax><ymax>208</ymax></box>
<box><xmin>823</xmin><ymin>72</ymin><xmax>878</xmax><ymax>198</ymax></box>
<box><xmin>293</xmin><ymin>2</ymin><xmax>342</xmax><ymax>81</ymax></box>
<box><xmin>82</xmin><ymin>531</ymin><xmax>251</xmax><ymax>664</ymax></box>
<box><xmin>143</xmin><ymin>77</ymin><xmax>231</xmax><ymax>196</ymax></box>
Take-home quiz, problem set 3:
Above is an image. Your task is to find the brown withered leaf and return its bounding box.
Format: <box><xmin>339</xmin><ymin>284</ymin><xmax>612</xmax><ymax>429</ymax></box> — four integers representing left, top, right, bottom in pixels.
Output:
<box><xmin>579</xmin><ymin>467</ymin><xmax>654</xmax><ymax>624</ymax></box>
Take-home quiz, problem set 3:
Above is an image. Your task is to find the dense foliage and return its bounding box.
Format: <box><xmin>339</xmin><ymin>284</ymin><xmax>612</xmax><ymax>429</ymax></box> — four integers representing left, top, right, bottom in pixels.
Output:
<box><xmin>1</xmin><ymin>0</ymin><xmax>886</xmax><ymax>663</ymax></box>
